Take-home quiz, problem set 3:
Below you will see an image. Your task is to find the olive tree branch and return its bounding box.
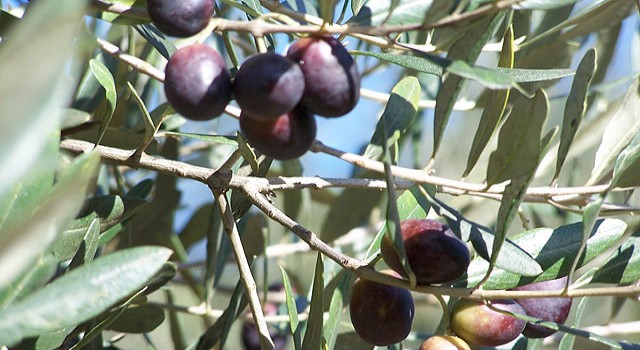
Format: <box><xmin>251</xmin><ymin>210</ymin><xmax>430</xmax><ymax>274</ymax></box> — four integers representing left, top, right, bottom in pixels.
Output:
<box><xmin>90</xmin><ymin>0</ymin><xmax>524</xmax><ymax>49</ymax></box>
<box><xmin>58</xmin><ymin>139</ymin><xmax>640</xmax><ymax>300</ymax></box>
<box><xmin>212</xmin><ymin>189</ymin><xmax>274</xmax><ymax>350</ymax></box>
<box><xmin>59</xmin><ymin>139</ymin><xmax>639</xmax><ymax>213</ymax></box>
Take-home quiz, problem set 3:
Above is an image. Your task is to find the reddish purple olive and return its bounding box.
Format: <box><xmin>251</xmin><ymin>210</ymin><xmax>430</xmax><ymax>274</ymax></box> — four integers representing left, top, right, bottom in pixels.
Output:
<box><xmin>451</xmin><ymin>299</ymin><xmax>526</xmax><ymax>347</ymax></box>
<box><xmin>512</xmin><ymin>277</ymin><xmax>572</xmax><ymax>338</ymax></box>
<box><xmin>381</xmin><ymin>219</ymin><xmax>470</xmax><ymax>284</ymax></box>
<box><xmin>286</xmin><ymin>35</ymin><xmax>360</xmax><ymax>117</ymax></box>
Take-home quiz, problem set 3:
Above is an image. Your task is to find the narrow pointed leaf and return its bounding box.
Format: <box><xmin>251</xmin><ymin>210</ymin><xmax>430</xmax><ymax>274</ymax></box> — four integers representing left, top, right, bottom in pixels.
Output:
<box><xmin>56</xmin><ymin>194</ymin><xmax>147</xmax><ymax>260</ymax></box>
<box><xmin>610</xmin><ymin>130</ymin><xmax>640</xmax><ymax>188</ymax></box>
<box><xmin>237</xmin><ymin>132</ymin><xmax>260</xmax><ymax>174</ymax></box>
<box><xmin>107</xmin><ymin>304</ymin><xmax>166</xmax><ymax>333</ymax></box>
<box><xmin>0</xmin><ymin>254</ymin><xmax>58</xmax><ymax>309</ymax></box>
<box><xmin>162</xmin><ymin>131</ymin><xmax>238</xmax><ymax>145</ymax></box>
<box><xmin>486</xmin><ymin>90</ymin><xmax>548</xmax><ymax>186</ymax></box>
<box><xmin>323</xmin><ymin>270</ymin><xmax>353</xmax><ymax>350</ymax></box>
<box><xmin>90</xmin><ymin>59</ymin><xmax>117</xmax><ymax>146</ymax></box>
<box><xmin>319</xmin><ymin>0</ymin><xmax>337</xmax><ymax>22</ymax></box>
<box><xmin>464</xmin><ymin>25</ymin><xmax>514</xmax><ymax>177</ymax></box>
<box><xmin>558</xmin><ymin>296</ymin><xmax>588</xmax><ymax>350</ymax></box>
<box><xmin>126</xmin><ymin>178</ymin><xmax>155</xmax><ymax>199</ymax></box>
<box><xmin>514</xmin><ymin>0</ymin><xmax>579</xmax><ymax>10</ymax></box>
<box><xmin>591</xmin><ymin>230</ymin><xmax>640</xmax><ymax>284</ymax></box>
<box><xmin>522</xmin><ymin>0</ymin><xmax>632</xmax><ymax>48</ymax></box>
<box><xmin>61</xmin><ymin>108</ymin><xmax>92</xmax><ymax>130</ymax></box>
<box><xmin>364</xmin><ymin>76</ymin><xmax>421</xmax><ymax>160</ymax></box>
<box><xmin>484</xmin><ymin>174</ymin><xmax>536</xmax><ymax>284</ymax></box>
<box><xmin>302</xmin><ymin>253</ymin><xmax>324</xmax><ymax>349</ymax></box>
<box><xmin>0</xmin><ymin>151</ymin><xmax>100</xmax><ymax>289</ymax></box>
<box><xmin>126</xmin><ymin>81</ymin><xmax>155</xmax><ymax>142</ymax></box>
<box><xmin>567</xmin><ymin>196</ymin><xmax>605</xmax><ymax>285</ymax></box>
<box><xmin>589</xmin><ymin>75</ymin><xmax>640</xmax><ymax>185</ymax></box>
<box><xmin>281</xmin><ymin>267</ymin><xmax>302</xmax><ymax>350</ymax></box>
<box><xmin>134</xmin><ymin>24</ymin><xmax>177</xmax><ymax>59</ymax></box>
<box><xmin>554</xmin><ymin>49</ymin><xmax>597</xmax><ymax>182</ymax></box>
<box><xmin>67</xmin><ymin>218</ymin><xmax>101</xmax><ymax>269</ymax></box>
<box><xmin>0</xmin><ymin>246</ymin><xmax>172</xmax><ymax>345</ymax></box>
<box><xmin>433</xmin><ymin>13</ymin><xmax>505</xmax><ymax>158</ymax></box>
<box><xmin>381</xmin><ymin>110</ymin><xmax>415</xmax><ymax>282</ymax></box>
<box><xmin>350</xmin><ymin>51</ymin><xmax>573</xmax><ymax>84</ymax></box>
<box><xmin>194</xmin><ymin>280</ymin><xmax>248</xmax><ymax>350</ymax></box>
<box><xmin>507</xmin><ymin>304</ymin><xmax>635</xmax><ymax>349</ymax></box>
<box><xmin>96</xmin><ymin>0</ymin><xmax>149</xmax><ymax>25</ymax></box>
<box><xmin>483</xmin><ymin>125</ymin><xmax>558</xmax><ymax>284</ymax></box>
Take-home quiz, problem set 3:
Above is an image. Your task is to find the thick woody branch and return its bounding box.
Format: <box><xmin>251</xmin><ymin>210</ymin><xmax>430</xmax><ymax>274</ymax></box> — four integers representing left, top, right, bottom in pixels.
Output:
<box><xmin>59</xmin><ymin>139</ymin><xmax>638</xmax><ymax>211</ymax></box>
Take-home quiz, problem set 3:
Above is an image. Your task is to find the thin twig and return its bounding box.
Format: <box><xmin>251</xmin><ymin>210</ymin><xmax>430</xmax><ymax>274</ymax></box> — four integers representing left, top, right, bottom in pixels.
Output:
<box><xmin>92</xmin><ymin>0</ymin><xmax>524</xmax><ymax>50</ymax></box>
<box><xmin>258</xmin><ymin>0</ymin><xmax>525</xmax><ymax>36</ymax></box>
<box><xmin>311</xmin><ymin>140</ymin><xmax>613</xmax><ymax>200</ymax></box>
<box><xmin>96</xmin><ymin>37</ymin><xmax>165</xmax><ymax>82</ymax></box>
<box><xmin>360</xmin><ymin>88</ymin><xmax>476</xmax><ymax>111</ymax></box>
<box><xmin>242</xmin><ymin>183</ymin><xmax>362</xmax><ymax>270</ymax></box>
<box><xmin>212</xmin><ymin>190</ymin><xmax>274</xmax><ymax>350</ymax></box>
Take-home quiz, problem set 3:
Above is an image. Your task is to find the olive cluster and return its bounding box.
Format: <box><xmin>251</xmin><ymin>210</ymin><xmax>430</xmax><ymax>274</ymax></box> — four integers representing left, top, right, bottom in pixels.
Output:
<box><xmin>148</xmin><ymin>0</ymin><xmax>360</xmax><ymax>160</ymax></box>
<box><xmin>349</xmin><ymin>218</ymin><xmax>573</xmax><ymax>348</ymax></box>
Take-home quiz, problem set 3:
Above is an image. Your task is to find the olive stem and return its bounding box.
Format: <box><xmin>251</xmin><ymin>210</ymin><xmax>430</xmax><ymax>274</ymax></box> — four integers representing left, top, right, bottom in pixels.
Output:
<box><xmin>433</xmin><ymin>294</ymin><xmax>452</xmax><ymax>335</ymax></box>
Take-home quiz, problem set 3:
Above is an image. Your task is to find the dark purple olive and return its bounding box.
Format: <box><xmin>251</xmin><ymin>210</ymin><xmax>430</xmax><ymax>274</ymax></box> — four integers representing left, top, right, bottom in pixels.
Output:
<box><xmin>349</xmin><ymin>271</ymin><xmax>415</xmax><ymax>346</ymax></box>
<box><xmin>381</xmin><ymin>219</ymin><xmax>470</xmax><ymax>284</ymax></box>
<box><xmin>240</xmin><ymin>106</ymin><xmax>316</xmax><ymax>160</ymax></box>
<box><xmin>286</xmin><ymin>35</ymin><xmax>360</xmax><ymax>117</ymax></box>
<box><xmin>451</xmin><ymin>299</ymin><xmax>526</xmax><ymax>347</ymax></box>
<box><xmin>241</xmin><ymin>284</ymin><xmax>289</xmax><ymax>350</ymax></box>
<box><xmin>234</xmin><ymin>52</ymin><xmax>305</xmax><ymax>121</ymax></box>
<box><xmin>241</xmin><ymin>321</ymin><xmax>287</xmax><ymax>350</ymax></box>
<box><xmin>164</xmin><ymin>44</ymin><xmax>231</xmax><ymax>120</ymax></box>
<box><xmin>512</xmin><ymin>277</ymin><xmax>572</xmax><ymax>338</ymax></box>
<box><xmin>147</xmin><ymin>0</ymin><xmax>214</xmax><ymax>37</ymax></box>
